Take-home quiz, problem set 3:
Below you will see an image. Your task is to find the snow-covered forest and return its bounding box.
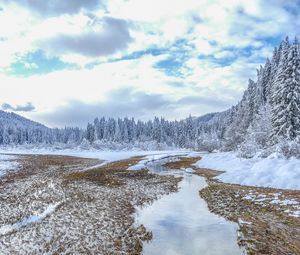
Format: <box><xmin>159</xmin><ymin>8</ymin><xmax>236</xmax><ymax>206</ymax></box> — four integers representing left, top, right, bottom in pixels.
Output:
<box><xmin>1</xmin><ymin>37</ymin><xmax>300</xmax><ymax>157</ymax></box>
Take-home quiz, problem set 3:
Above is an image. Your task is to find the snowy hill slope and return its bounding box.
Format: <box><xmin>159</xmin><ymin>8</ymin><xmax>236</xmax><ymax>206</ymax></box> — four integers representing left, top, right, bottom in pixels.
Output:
<box><xmin>0</xmin><ymin>110</ymin><xmax>48</xmax><ymax>130</ymax></box>
<box><xmin>0</xmin><ymin>110</ymin><xmax>84</xmax><ymax>145</ymax></box>
<box><xmin>0</xmin><ymin>110</ymin><xmax>51</xmax><ymax>145</ymax></box>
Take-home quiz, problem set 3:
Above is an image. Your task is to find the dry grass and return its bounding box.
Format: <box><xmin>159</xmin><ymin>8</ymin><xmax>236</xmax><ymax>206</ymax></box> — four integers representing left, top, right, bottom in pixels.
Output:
<box><xmin>200</xmin><ymin>182</ymin><xmax>300</xmax><ymax>255</ymax></box>
<box><xmin>63</xmin><ymin>157</ymin><xmax>151</xmax><ymax>187</ymax></box>
<box><xmin>0</xmin><ymin>154</ymin><xmax>181</xmax><ymax>254</ymax></box>
<box><xmin>163</xmin><ymin>156</ymin><xmax>223</xmax><ymax>178</ymax></box>
<box><xmin>1</xmin><ymin>154</ymin><xmax>100</xmax><ymax>184</ymax></box>
<box><xmin>162</xmin><ymin>156</ymin><xmax>200</xmax><ymax>169</ymax></box>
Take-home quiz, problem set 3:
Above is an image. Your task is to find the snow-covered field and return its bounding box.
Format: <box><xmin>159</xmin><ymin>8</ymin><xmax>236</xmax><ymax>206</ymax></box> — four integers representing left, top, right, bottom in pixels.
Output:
<box><xmin>0</xmin><ymin>148</ymin><xmax>190</xmax><ymax>163</ymax></box>
<box><xmin>0</xmin><ymin>154</ymin><xmax>180</xmax><ymax>254</ymax></box>
<box><xmin>2</xmin><ymin>147</ymin><xmax>299</xmax><ymax>191</ymax></box>
<box><xmin>196</xmin><ymin>152</ymin><xmax>300</xmax><ymax>190</ymax></box>
<box><xmin>1</xmin><ymin>147</ymin><xmax>299</xmax><ymax>191</ymax></box>
<box><xmin>0</xmin><ymin>154</ymin><xmax>18</xmax><ymax>176</ymax></box>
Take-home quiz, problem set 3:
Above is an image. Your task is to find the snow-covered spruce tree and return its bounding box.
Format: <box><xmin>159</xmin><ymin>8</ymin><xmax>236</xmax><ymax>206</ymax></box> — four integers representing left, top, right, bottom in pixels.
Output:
<box><xmin>238</xmin><ymin>103</ymin><xmax>273</xmax><ymax>158</ymax></box>
<box><xmin>86</xmin><ymin>123</ymin><xmax>95</xmax><ymax>143</ymax></box>
<box><xmin>261</xmin><ymin>59</ymin><xmax>272</xmax><ymax>103</ymax></box>
<box><xmin>114</xmin><ymin>119</ymin><xmax>122</xmax><ymax>142</ymax></box>
<box><xmin>224</xmin><ymin>79</ymin><xmax>257</xmax><ymax>150</ymax></box>
<box><xmin>199</xmin><ymin>131</ymin><xmax>221</xmax><ymax>152</ymax></box>
<box><xmin>271</xmin><ymin>37</ymin><xmax>300</xmax><ymax>141</ymax></box>
<box><xmin>251</xmin><ymin>103</ymin><xmax>273</xmax><ymax>148</ymax></box>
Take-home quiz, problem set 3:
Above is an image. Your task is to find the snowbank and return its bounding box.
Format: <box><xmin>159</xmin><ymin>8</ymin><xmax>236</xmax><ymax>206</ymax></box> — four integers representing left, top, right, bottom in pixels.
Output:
<box><xmin>196</xmin><ymin>152</ymin><xmax>300</xmax><ymax>190</ymax></box>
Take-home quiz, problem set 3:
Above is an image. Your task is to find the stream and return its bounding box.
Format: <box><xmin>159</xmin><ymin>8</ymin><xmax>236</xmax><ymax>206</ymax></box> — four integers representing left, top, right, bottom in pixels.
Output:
<box><xmin>135</xmin><ymin>159</ymin><xmax>244</xmax><ymax>255</ymax></box>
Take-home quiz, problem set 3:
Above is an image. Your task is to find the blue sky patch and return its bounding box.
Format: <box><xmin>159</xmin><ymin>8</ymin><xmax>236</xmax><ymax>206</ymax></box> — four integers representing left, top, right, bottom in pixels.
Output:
<box><xmin>9</xmin><ymin>50</ymin><xmax>78</xmax><ymax>76</ymax></box>
<box><xmin>153</xmin><ymin>39</ymin><xmax>193</xmax><ymax>77</ymax></box>
<box><xmin>155</xmin><ymin>57</ymin><xmax>184</xmax><ymax>77</ymax></box>
<box><xmin>118</xmin><ymin>47</ymin><xmax>167</xmax><ymax>61</ymax></box>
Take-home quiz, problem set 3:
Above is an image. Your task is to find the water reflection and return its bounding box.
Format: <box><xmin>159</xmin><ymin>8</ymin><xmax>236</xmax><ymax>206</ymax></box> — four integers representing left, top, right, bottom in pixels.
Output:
<box><xmin>136</xmin><ymin>160</ymin><xmax>243</xmax><ymax>255</ymax></box>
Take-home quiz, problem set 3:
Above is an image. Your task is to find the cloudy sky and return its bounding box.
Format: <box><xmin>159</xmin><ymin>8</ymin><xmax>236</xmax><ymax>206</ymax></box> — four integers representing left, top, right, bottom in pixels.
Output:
<box><xmin>1</xmin><ymin>0</ymin><xmax>299</xmax><ymax>127</ymax></box>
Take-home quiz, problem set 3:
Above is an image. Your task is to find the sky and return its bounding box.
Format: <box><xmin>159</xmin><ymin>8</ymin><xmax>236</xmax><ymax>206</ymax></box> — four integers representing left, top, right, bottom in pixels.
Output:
<box><xmin>1</xmin><ymin>0</ymin><xmax>300</xmax><ymax>128</ymax></box>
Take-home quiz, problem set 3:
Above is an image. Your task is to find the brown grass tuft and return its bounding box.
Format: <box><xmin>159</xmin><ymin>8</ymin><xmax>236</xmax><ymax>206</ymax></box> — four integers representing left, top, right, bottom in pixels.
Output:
<box><xmin>63</xmin><ymin>157</ymin><xmax>148</xmax><ymax>187</ymax></box>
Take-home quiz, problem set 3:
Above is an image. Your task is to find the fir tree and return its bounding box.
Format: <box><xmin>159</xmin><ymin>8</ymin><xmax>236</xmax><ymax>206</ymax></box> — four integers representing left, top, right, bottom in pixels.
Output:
<box><xmin>272</xmin><ymin>37</ymin><xmax>300</xmax><ymax>140</ymax></box>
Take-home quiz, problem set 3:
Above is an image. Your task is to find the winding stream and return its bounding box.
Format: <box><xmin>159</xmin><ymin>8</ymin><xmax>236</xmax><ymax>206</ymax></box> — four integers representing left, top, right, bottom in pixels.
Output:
<box><xmin>135</xmin><ymin>159</ymin><xmax>243</xmax><ymax>255</ymax></box>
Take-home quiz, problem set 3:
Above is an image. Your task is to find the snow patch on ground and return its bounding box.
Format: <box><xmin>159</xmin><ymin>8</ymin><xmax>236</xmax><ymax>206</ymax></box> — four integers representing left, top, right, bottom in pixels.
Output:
<box><xmin>184</xmin><ymin>168</ymin><xmax>195</xmax><ymax>173</ymax></box>
<box><xmin>238</xmin><ymin>219</ymin><xmax>252</xmax><ymax>225</ymax></box>
<box><xmin>0</xmin><ymin>155</ymin><xmax>18</xmax><ymax>177</ymax></box>
<box><xmin>195</xmin><ymin>152</ymin><xmax>300</xmax><ymax>190</ymax></box>
<box><xmin>242</xmin><ymin>192</ymin><xmax>300</xmax><ymax>218</ymax></box>
<box><xmin>127</xmin><ymin>152</ymin><xmax>192</xmax><ymax>171</ymax></box>
<box><xmin>286</xmin><ymin>210</ymin><xmax>300</xmax><ymax>218</ymax></box>
<box><xmin>0</xmin><ymin>202</ymin><xmax>62</xmax><ymax>236</ymax></box>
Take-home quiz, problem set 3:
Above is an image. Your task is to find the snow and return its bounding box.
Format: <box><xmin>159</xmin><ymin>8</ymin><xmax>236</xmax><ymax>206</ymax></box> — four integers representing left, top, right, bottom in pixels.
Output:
<box><xmin>0</xmin><ymin>153</ymin><xmax>181</xmax><ymax>253</ymax></box>
<box><xmin>287</xmin><ymin>210</ymin><xmax>300</xmax><ymax>218</ymax></box>
<box><xmin>0</xmin><ymin>148</ymin><xmax>189</xmax><ymax>164</ymax></box>
<box><xmin>0</xmin><ymin>202</ymin><xmax>61</xmax><ymax>236</ymax></box>
<box><xmin>242</xmin><ymin>193</ymin><xmax>299</xmax><ymax>206</ymax></box>
<box><xmin>270</xmin><ymin>199</ymin><xmax>299</xmax><ymax>205</ymax></box>
<box><xmin>0</xmin><ymin>155</ymin><xmax>18</xmax><ymax>176</ymax></box>
<box><xmin>242</xmin><ymin>192</ymin><xmax>300</xmax><ymax>218</ymax></box>
<box><xmin>195</xmin><ymin>152</ymin><xmax>300</xmax><ymax>190</ymax></box>
<box><xmin>0</xmin><ymin>149</ymin><xmax>192</xmax><ymax>174</ymax></box>
<box><xmin>127</xmin><ymin>152</ymin><xmax>192</xmax><ymax>171</ymax></box>
<box><xmin>184</xmin><ymin>168</ymin><xmax>195</xmax><ymax>173</ymax></box>
<box><xmin>238</xmin><ymin>219</ymin><xmax>252</xmax><ymax>225</ymax></box>
<box><xmin>127</xmin><ymin>162</ymin><xmax>147</xmax><ymax>171</ymax></box>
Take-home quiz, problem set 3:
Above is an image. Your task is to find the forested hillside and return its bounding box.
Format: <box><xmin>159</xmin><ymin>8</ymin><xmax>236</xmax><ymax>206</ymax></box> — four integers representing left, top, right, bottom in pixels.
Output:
<box><xmin>0</xmin><ymin>110</ymin><xmax>83</xmax><ymax>145</ymax></box>
<box><xmin>1</xmin><ymin>37</ymin><xmax>300</xmax><ymax>157</ymax></box>
<box><xmin>222</xmin><ymin>37</ymin><xmax>300</xmax><ymax>157</ymax></box>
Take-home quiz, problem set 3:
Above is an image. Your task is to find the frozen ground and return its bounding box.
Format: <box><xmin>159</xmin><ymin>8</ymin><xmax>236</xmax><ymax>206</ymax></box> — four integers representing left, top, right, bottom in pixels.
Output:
<box><xmin>242</xmin><ymin>191</ymin><xmax>300</xmax><ymax>218</ymax></box>
<box><xmin>196</xmin><ymin>152</ymin><xmax>300</xmax><ymax>190</ymax></box>
<box><xmin>0</xmin><ymin>154</ymin><xmax>180</xmax><ymax>254</ymax></box>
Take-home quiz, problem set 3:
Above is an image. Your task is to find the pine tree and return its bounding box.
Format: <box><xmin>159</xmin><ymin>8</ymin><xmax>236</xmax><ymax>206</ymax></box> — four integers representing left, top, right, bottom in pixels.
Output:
<box><xmin>272</xmin><ymin>37</ymin><xmax>300</xmax><ymax>140</ymax></box>
<box><xmin>114</xmin><ymin>119</ymin><xmax>122</xmax><ymax>142</ymax></box>
<box><xmin>86</xmin><ymin>123</ymin><xmax>95</xmax><ymax>143</ymax></box>
<box><xmin>261</xmin><ymin>59</ymin><xmax>272</xmax><ymax>102</ymax></box>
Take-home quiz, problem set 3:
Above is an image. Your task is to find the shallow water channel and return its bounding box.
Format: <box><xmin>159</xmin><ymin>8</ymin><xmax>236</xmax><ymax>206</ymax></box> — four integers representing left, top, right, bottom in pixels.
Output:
<box><xmin>135</xmin><ymin>159</ymin><xmax>244</xmax><ymax>255</ymax></box>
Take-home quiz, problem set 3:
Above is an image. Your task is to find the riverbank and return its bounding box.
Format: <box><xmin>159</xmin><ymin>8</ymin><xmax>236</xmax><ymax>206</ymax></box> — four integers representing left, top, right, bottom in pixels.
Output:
<box><xmin>163</xmin><ymin>156</ymin><xmax>300</xmax><ymax>255</ymax></box>
<box><xmin>136</xmin><ymin>158</ymin><xmax>242</xmax><ymax>255</ymax></box>
<box><xmin>0</xmin><ymin>154</ymin><xmax>181</xmax><ymax>254</ymax></box>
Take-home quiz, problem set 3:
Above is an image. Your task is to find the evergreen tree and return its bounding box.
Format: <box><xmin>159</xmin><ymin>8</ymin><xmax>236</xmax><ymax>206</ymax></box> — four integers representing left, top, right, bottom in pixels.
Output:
<box><xmin>272</xmin><ymin>37</ymin><xmax>300</xmax><ymax>140</ymax></box>
<box><xmin>86</xmin><ymin>123</ymin><xmax>95</xmax><ymax>143</ymax></box>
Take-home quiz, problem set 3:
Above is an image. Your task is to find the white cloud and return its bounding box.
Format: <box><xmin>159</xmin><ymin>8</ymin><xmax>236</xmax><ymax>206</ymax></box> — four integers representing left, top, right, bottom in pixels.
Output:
<box><xmin>1</xmin><ymin>0</ymin><xmax>298</xmax><ymax>68</ymax></box>
<box><xmin>0</xmin><ymin>49</ymin><xmax>261</xmax><ymax>126</ymax></box>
